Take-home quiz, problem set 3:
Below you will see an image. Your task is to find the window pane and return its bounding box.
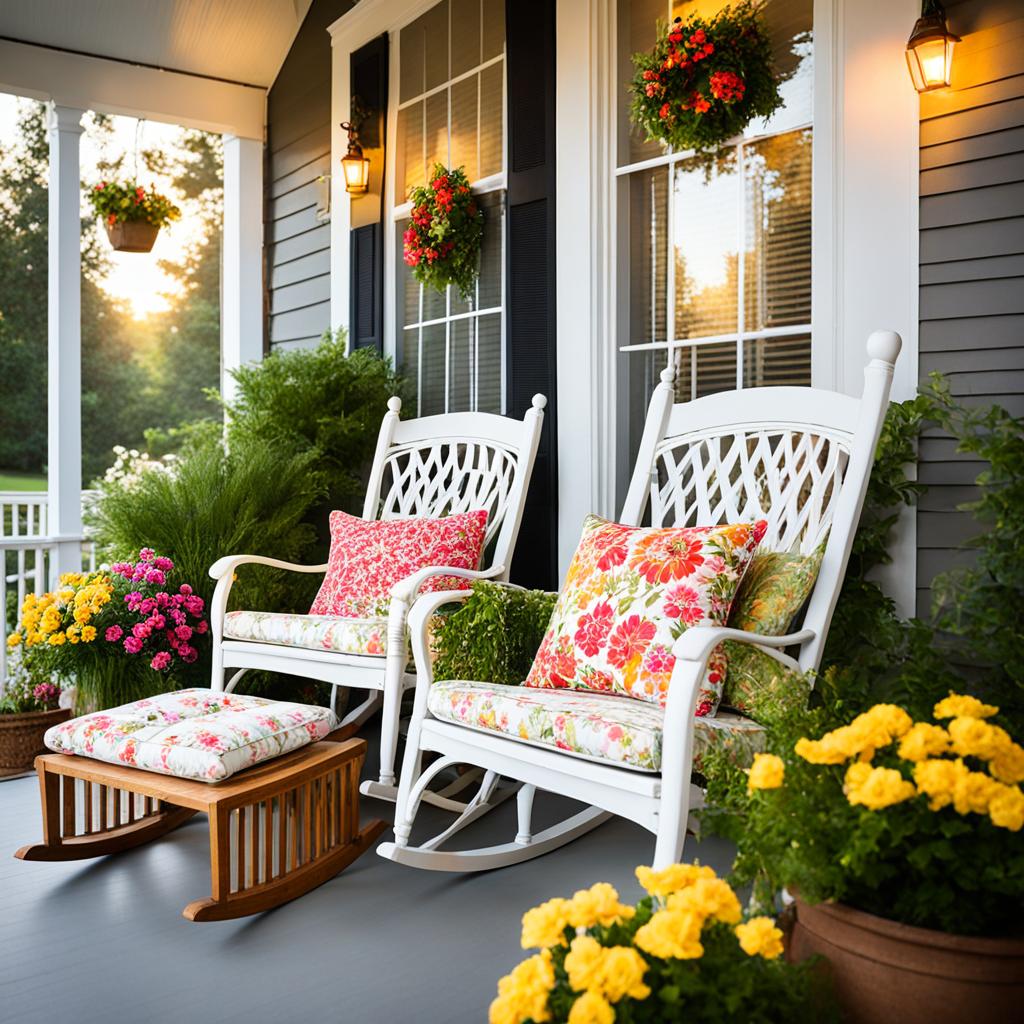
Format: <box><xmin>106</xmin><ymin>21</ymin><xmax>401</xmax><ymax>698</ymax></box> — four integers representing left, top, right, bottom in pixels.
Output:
<box><xmin>400</xmin><ymin>327</ymin><xmax>420</xmax><ymax>411</ymax></box>
<box><xmin>673</xmin><ymin>154</ymin><xmax>739</xmax><ymax>339</ymax></box>
<box><xmin>397</xmin><ymin>102</ymin><xmax>424</xmax><ymax>199</ymax></box>
<box><xmin>423</xmin><ymin>0</ymin><xmax>450</xmax><ymax>92</ymax></box>
<box><xmin>672</xmin><ymin>341</ymin><xmax>737</xmax><ymax>401</ymax></box>
<box><xmin>744</xmin><ymin>129</ymin><xmax>812</xmax><ymax>331</ymax></box>
<box><xmin>744</xmin><ymin>334</ymin><xmax>811</xmax><ymax>387</ymax></box>
<box><xmin>424</xmin><ymin>90</ymin><xmax>448</xmax><ymax>177</ymax></box>
<box><xmin>451</xmin><ymin>0</ymin><xmax>482</xmax><ymax>77</ymax></box>
<box><xmin>395</xmin><ymin>219</ymin><xmax>420</xmax><ymax>329</ymax></box>
<box><xmin>450</xmin><ymin>318</ymin><xmax>473</xmax><ymax>410</ymax></box>
<box><xmin>481</xmin><ymin>0</ymin><xmax>505</xmax><ymax>60</ymax></box>
<box><xmin>479</xmin><ymin>61</ymin><xmax>503</xmax><ymax>179</ymax></box>
<box><xmin>399</xmin><ymin>20</ymin><xmax>425</xmax><ymax>102</ymax></box>
<box><xmin>626</xmin><ymin>165</ymin><xmax>669</xmax><ymax>346</ymax></box>
<box><xmin>477</xmin><ymin>190</ymin><xmax>503</xmax><ymax>310</ymax></box>
<box><xmin>420</xmin><ymin>323</ymin><xmax>447</xmax><ymax>415</ymax></box>
<box><xmin>617</xmin><ymin>0</ymin><xmax>668</xmax><ymax>167</ymax></box>
<box><xmin>450</xmin><ymin>73</ymin><xmax>479</xmax><ymax>182</ymax></box>
<box><xmin>749</xmin><ymin>0</ymin><xmax>813</xmax><ymax>137</ymax></box>
<box><xmin>477</xmin><ymin>314</ymin><xmax>502</xmax><ymax>412</ymax></box>
<box><xmin>423</xmin><ymin>276</ymin><xmax>447</xmax><ymax>322</ymax></box>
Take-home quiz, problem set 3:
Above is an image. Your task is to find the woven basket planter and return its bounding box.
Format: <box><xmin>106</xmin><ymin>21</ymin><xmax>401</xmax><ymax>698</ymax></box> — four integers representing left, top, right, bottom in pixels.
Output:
<box><xmin>104</xmin><ymin>220</ymin><xmax>161</xmax><ymax>252</ymax></box>
<box><xmin>0</xmin><ymin>707</ymin><xmax>71</xmax><ymax>775</ymax></box>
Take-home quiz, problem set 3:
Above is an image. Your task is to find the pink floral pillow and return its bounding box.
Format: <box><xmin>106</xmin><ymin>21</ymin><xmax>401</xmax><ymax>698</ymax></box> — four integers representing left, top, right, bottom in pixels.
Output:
<box><xmin>309</xmin><ymin>509</ymin><xmax>489</xmax><ymax>618</ymax></box>
<box><xmin>524</xmin><ymin>515</ymin><xmax>766</xmax><ymax>715</ymax></box>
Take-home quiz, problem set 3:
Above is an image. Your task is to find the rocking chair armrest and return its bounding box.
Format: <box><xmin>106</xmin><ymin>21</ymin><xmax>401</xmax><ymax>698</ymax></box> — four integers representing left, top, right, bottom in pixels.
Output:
<box><xmin>390</xmin><ymin>564</ymin><xmax>506</xmax><ymax>604</ymax></box>
<box><xmin>670</xmin><ymin>626</ymin><xmax>816</xmax><ymax>666</ymax></box>
<box><xmin>406</xmin><ymin>588</ymin><xmax>476</xmax><ymax>689</ymax></box>
<box><xmin>208</xmin><ymin>554</ymin><xmax>330</xmax><ymax>580</ymax></box>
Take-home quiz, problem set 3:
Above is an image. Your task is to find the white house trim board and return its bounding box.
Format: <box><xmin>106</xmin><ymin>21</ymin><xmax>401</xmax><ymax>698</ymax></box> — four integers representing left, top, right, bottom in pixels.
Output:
<box><xmin>221</xmin><ymin>136</ymin><xmax>265</xmax><ymax>405</ymax></box>
<box><xmin>46</xmin><ymin>104</ymin><xmax>85</xmax><ymax>579</ymax></box>
<box><xmin>0</xmin><ymin>38</ymin><xmax>265</xmax><ymax>139</ymax></box>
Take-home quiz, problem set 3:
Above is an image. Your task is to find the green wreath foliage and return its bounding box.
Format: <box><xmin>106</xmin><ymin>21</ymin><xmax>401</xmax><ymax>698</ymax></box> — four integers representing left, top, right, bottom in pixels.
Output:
<box><xmin>629</xmin><ymin>2</ymin><xmax>783</xmax><ymax>156</ymax></box>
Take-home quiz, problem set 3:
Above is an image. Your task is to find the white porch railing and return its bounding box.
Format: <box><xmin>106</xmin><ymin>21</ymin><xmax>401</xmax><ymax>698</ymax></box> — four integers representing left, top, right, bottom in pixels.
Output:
<box><xmin>1</xmin><ymin>491</ymin><xmax>97</xmax><ymax>683</ymax></box>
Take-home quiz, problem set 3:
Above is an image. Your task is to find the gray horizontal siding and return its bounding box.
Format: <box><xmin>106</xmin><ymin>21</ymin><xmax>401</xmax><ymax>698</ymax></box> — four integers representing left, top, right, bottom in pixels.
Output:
<box><xmin>916</xmin><ymin>0</ymin><xmax>1024</xmax><ymax>617</ymax></box>
<box><xmin>265</xmin><ymin>0</ymin><xmax>353</xmax><ymax>351</ymax></box>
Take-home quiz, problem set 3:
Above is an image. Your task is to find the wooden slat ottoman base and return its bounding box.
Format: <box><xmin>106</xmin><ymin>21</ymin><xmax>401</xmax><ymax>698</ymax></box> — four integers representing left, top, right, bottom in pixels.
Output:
<box><xmin>14</xmin><ymin>737</ymin><xmax>386</xmax><ymax>921</ymax></box>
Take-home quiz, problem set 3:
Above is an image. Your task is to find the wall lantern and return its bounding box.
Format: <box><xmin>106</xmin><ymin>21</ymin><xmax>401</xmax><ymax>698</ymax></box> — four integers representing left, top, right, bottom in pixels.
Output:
<box><xmin>906</xmin><ymin>0</ymin><xmax>960</xmax><ymax>93</ymax></box>
<box><xmin>339</xmin><ymin>121</ymin><xmax>370</xmax><ymax>195</ymax></box>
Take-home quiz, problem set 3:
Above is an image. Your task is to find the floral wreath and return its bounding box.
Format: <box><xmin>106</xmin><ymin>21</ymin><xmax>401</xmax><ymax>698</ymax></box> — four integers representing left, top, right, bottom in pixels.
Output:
<box><xmin>629</xmin><ymin>1</ymin><xmax>783</xmax><ymax>157</ymax></box>
<box><xmin>403</xmin><ymin>164</ymin><xmax>484</xmax><ymax>299</ymax></box>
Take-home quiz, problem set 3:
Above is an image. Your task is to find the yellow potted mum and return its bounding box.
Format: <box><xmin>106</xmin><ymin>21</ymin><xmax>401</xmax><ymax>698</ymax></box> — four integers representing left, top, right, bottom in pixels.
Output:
<box><xmin>707</xmin><ymin>692</ymin><xmax>1024</xmax><ymax>1024</ymax></box>
<box><xmin>490</xmin><ymin>865</ymin><xmax>830</xmax><ymax>1023</ymax></box>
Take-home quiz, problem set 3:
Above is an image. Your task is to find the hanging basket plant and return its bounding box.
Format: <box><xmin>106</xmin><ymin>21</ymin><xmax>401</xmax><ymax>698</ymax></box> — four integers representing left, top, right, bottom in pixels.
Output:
<box><xmin>630</xmin><ymin>1</ymin><xmax>783</xmax><ymax>158</ymax></box>
<box><xmin>88</xmin><ymin>180</ymin><xmax>181</xmax><ymax>253</ymax></box>
<box><xmin>402</xmin><ymin>164</ymin><xmax>484</xmax><ymax>299</ymax></box>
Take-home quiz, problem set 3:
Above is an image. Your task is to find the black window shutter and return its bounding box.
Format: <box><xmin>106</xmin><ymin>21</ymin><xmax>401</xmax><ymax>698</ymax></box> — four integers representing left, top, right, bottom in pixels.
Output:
<box><xmin>505</xmin><ymin>0</ymin><xmax>557</xmax><ymax>590</ymax></box>
<box><xmin>349</xmin><ymin>33</ymin><xmax>388</xmax><ymax>353</ymax></box>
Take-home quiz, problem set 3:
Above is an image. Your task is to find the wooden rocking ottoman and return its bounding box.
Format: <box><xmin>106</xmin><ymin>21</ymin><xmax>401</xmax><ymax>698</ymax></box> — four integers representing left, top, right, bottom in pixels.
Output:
<box><xmin>16</xmin><ymin>737</ymin><xmax>386</xmax><ymax>920</ymax></box>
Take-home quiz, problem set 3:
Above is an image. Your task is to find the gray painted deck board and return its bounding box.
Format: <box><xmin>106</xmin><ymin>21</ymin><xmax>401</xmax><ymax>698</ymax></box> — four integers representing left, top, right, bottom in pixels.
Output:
<box><xmin>0</xmin><ymin>722</ymin><xmax>733</xmax><ymax>1024</ymax></box>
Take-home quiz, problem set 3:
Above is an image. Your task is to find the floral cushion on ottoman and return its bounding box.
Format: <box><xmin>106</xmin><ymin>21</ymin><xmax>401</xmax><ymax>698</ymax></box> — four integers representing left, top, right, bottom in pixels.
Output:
<box><xmin>44</xmin><ymin>688</ymin><xmax>338</xmax><ymax>783</ymax></box>
<box><xmin>427</xmin><ymin>680</ymin><xmax>765</xmax><ymax>772</ymax></box>
<box><xmin>309</xmin><ymin>509</ymin><xmax>489</xmax><ymax>618</ymax></box>
<box><xmin>524</xmin><ymin>515</ymin><xmax>766</xmax><ymax>716</ymax></box>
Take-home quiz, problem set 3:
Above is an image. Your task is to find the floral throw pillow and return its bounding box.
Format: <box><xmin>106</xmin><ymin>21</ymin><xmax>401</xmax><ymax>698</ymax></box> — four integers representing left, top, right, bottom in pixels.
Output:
<box><xmin>309</xmin><ymin>509</ymin><xmax>489</xmax><ymax>618</ymax></box>
<box><xmin>721</xmin><ymin>542</ymin><xmax>825</xmax><ymax>714</ymax></box>
<box><xmin>524</xmin><ymin>515</ymin><xmax>767</xmax><ymax>715</ymax></box>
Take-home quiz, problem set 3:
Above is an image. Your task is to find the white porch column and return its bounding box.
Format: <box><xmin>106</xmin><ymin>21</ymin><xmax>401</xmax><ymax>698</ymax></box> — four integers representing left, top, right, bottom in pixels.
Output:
<box><xmin>47</xmin><ymin>104</ymin><xmax>85</xmax><ymax>581</ymax></box>
<box><xmin>221</xmin><ymin>134</ymin><xmax>264</xmax><ymax>404</ymax></box>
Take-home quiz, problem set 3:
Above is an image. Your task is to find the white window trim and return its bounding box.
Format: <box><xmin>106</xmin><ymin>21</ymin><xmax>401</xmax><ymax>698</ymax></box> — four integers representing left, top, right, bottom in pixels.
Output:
<box><xmin>555</xmin><ymin>0</ymin><xmax>920</xmax><ymax>614</ymax></box>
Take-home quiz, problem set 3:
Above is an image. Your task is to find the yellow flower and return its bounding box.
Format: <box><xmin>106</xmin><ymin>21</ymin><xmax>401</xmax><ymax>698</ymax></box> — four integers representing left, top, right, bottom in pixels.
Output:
<box><xmin>564</xmin><ymin>935</ymin><xmax>605</xmax><ymax>992</ymax></box>
<box><xmin>898</xmin><ymin>722</ymin><xmax>950</xmax><ymax>762</ymax></box>
<box><xmin>796</xmin><ymin>704</ymin><xmax>912</xmax><ymax>764</ymax></box>
<box><xmin>945</xmin><ymin>717</ymin><xmax>1024</xmax><ymax>784</ymax></box>
<box><xmin>7</xmin><ymin>632</ymin><xmax>22</xmax><ymax>648</ymax></box>
<box><xmin>564</xmin><ymin>937</ymin><xmax>649</xmax><ymax>1003</ymax></box>
<box><xmin>933</xmin><ymin>693</ymin><xmax>998</xmax><ymax>720</ymax></box>
<box><xmin>912</xmin><ymin>757</ymin><xmax>964</xmax><ymax>811</ymax></box>
<box><xmin>991</xmin><ymin>744</ymin><xmax>1024</xmax><ymax>786</ymax></box>
<box><xmin>521</xmin><ymin>897</ymin><xmax>572</xmax><ymax>949</ymax></box>
<box><xmin>988</xmin><ymin>786</ymin><xmax>1024</xmax><ymax>832</ymax></box>
<box><xmin>47</xmin><ymin>631</ymin><xmax>66</xmax><ymax>646</ymax></box>
<box><xmin>567</xmin><ymin>992</ymin><xmax>614</xmax><ymax>1024</ymax></box>
<box><xmin>635</xmin><ymin>862</ymin><xmax>716</xmax><ymax>898</ymax></box>
<box><xmin>489</xmin><ymin>950</ymin><xmax>554</xmax><ymax>1024</ymax></box>
<box><xmin>747</xmin><ymin>752</ymin><xmax>785</xmax><ymax>791</ymax></box>
<box><xmin>567</xmin><ymin>883</ymin><xmax>635</xmax><ymax>930</ymax></box>
<box><xmin>66</xmin><ymin>625</ymin><xmax>80</xmax><ymax>644</ymax></box>
<box><xmin>80</xmin><ymin>625</ymin><xmax>97</xmax><ymax>643</ymax></box>
<box><xmin>735</xmin><ymin>917</ymin><xmax>785</xmax><ymax>959</ymax></box>
<box><xmin>667</xmin><ymin>877</ymin><xmax>742</xmax><ymax>925</ymax></box>
<box><xmin>634</xmin><ymin>908</ymin><xmax>704</xmax><ymax>960</ymax></box>
<box><xmin>843</xmin><ymin>763</ymin><xmax>916</xmax><ymax>810</ymax></box>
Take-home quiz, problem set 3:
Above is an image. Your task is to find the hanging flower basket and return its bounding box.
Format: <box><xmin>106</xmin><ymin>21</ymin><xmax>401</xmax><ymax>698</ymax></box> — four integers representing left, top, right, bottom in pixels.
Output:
<box><xmin>402</xmin><ymin>164</ymin><xmax>484</xmax><ymax>299</ymax></box>
<box><xmin>88</xmin><ymin>180</ymin><xmax>181</xmax><ymax>253</ymax></box>
<box><xmin>629</xmin><ymin>1</ymin><xmax>783</xmax><ymax>157</ymax></box>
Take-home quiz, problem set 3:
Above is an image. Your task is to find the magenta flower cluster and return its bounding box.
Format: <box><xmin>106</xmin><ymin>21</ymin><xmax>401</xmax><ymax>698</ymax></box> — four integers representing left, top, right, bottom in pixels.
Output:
<box><xmin>106</xmin><ymin>549</ymin><xmax>208</xmax><ymax>671</ymax></box>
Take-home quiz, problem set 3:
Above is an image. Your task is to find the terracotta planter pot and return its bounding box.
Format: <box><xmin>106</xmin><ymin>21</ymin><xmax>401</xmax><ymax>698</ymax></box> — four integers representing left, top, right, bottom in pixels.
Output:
<box><xmin>104</xmin><ymin>219</ymin><xmax>160</xmax><ymax>252</ymax></box>
<box><xmin>0</xmin><ymin>707</ymin><xmax>71</xmax><ymax>776</ymax></box>
<box><xmin>789</xmin><ymin>898</ymin><xmax>1024</xmax><ymax>1024</ymax></box>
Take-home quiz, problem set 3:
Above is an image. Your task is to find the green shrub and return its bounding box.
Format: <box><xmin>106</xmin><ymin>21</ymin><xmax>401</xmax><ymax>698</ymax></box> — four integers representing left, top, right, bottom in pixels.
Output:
<box><xmin>88</xmin><ymin>433</ymin><xmax>326</xmax><ymax>686</ymax></box>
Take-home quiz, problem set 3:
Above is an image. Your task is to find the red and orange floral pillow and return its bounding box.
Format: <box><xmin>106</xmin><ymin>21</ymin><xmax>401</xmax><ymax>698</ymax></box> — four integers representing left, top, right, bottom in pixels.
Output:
<box><xmin>309</xmin><ymin>509</ymin><xmax>489</xmax><ymax>618</ymax></box>
<box><xmin>524</xmin><ymin>515</ymin><xmax>766</xmax><ymax>715</ymax></box>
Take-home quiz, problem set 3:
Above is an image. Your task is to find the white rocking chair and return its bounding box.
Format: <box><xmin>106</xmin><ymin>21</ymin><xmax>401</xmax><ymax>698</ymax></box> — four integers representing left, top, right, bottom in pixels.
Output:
<box><xmin>378</xmin><ymin>331</ymin><xmax>901</xmax><ymax>871</ymax></box>
<box><xmin>208</xmin><ymin>394</ymin><xmax>546</xmax><ymax>802</ymax></box>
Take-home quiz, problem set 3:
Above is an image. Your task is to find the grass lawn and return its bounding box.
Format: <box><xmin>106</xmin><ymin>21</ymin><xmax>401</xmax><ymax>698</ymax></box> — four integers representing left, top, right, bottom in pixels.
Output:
<box><xmin>0</xmin><ymin>470</ymin><xmax>47</xmax><ymax>491</ymax></box>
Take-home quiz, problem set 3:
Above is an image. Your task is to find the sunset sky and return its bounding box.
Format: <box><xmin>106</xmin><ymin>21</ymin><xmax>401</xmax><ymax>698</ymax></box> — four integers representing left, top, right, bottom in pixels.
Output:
<box><xmin>0</xmin><ymin>91</ymin><xmax>207</xmax><ymax>320</ymax></box>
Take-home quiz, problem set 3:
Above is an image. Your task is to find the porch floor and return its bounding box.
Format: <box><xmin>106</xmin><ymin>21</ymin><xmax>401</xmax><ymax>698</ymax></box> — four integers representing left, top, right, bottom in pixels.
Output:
<box><xmin>0</xmin><ymin>724</ymin><xmax>733</xmax><ymax>1024</ymax></box>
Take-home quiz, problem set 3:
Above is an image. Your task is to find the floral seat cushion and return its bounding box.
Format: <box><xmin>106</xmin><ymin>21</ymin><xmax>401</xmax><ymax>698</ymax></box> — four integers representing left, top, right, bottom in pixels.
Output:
<box><xmin>44</xmin><ymin>688</ymin><xmax>338</xmax><ymax>783</ymax></box>
<box><xmin>225</xmin><ymin>610</ymin><xmax>393</xmax><ymax>658</ymax></box>
<box><xmin>427</xmin><ymin>680</ymin><xmax>764</xmax><ymax>773</ymax></box>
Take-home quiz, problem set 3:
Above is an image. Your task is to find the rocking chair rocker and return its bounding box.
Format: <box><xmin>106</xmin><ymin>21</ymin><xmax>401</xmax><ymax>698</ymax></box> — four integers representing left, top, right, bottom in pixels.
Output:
<box><xmin>378</xmin><ymin>331</ymin><xmax>901</xmax><ymax>871</ymax></box>
<box><xmin>208</xmin><ymin>394</ymin><xmax>546</xmax><ymax>804</ymax></box>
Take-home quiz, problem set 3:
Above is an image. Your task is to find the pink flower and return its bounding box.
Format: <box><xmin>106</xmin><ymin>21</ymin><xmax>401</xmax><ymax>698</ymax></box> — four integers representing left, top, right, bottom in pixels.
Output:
<box><xmin>138</xmin><ymin>548</ymin><xmax>155</xmax><ymax>562</ymax></box>
<box><xmin>148</xmin><ymin>614</ymin><xmax>166</xmax><ymax>630</ymax></box>
<box><xmin>139</xmin><ymin>597</ymin><xmax>156</xmax><ymax>615</ymax></box>
<box><xmin>132</xmin><ymin>622</ymin><xmax>151</xmax><ymax>639</ymax></box>
<box><xmin>150</xmin><ymin>651</ymin><xmax>172</xmax><ymax>670</ymax></box>
<box><xmin>195</xmin><ymin>620</ymin><xmax>208</xmax><ymax>635</ymax></box>
<box><xmin>180</xmin><ymin>645</ymin><xmax>198</xmax><ymax>664</ymax></box>
<box><xmin>153</xmin><ymin>556</ymin><xmax>173</xmax><ymax>571</ymax></box>
<box><xmin>185</xmin><ymin>596</ymin><xmax>204</xmax><ymax>616</ymax></box>
<box><xmin>124</xmin><ymin>636</ymin><xmax>143</xmax><ymax>654</ymax></box>
<box><xmin>179</xmin><ymin>584</ymin><xmax>193</xmax><ymax>595</ymax></box>
<box><xmin>663</xmin><ymin>584</ymin><xmax>704</xmax><ymax>625</ymax></box>
<box><xmin>145</xmin><ymin>568</ymin><xmax>165</xmax><ymax>585</ymax></box>
<box><xmin>156</xmin><ymin>592</ymin><xmax>170</xmax><ymax>608</ymax></box>
<box><xmin>175</xmin><ymin>624</ymin><xmax>193</xmax><ymax>641</ymax></box>
<box><xmin>105</xmin><ymin>625</ymin><xmax>123</xmax><ymax>642</ymax></box>
<box><xmin>170</xmin><ymin>609</ymin><xmax>186</xmax><ymax>626</ymax></box>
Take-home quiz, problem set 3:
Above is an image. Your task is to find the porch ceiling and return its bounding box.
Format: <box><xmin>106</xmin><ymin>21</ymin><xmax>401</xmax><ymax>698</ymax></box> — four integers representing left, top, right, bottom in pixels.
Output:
<box><xmin>0</xmin><ymin>0</ymin><xmax>314</xmax><ymax>88</ymax></box>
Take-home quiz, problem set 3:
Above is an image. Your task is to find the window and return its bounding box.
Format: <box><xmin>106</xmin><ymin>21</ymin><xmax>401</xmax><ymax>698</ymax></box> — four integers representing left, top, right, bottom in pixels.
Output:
<box><xmin>393</xmin><ymin>0</ymin><xmax>506</xmax><ymax>415</ymax></box>
<box><xmin>616</xmin><ymin>0</ymin><xmax>813</xmax><ymax>453</ymax></box>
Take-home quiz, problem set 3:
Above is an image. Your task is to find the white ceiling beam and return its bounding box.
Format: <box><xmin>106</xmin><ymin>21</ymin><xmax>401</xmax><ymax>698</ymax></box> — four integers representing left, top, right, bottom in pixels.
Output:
<box><xmin>0</xmin><ymin>38</ymin><xmax>265</xmax><ymax>139</ymax></box>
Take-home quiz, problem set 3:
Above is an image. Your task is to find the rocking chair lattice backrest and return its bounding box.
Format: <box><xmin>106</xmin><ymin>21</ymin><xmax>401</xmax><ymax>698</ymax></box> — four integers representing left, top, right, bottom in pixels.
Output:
<box><xmin>362</xmin><ymin>396</ymin><xmax>547</xmax><ymax>576</ymax></box>
<box><xmin>621</xmin><ymin>332</ymin><xmax>901</xmax><ymax>673</ymax></box>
